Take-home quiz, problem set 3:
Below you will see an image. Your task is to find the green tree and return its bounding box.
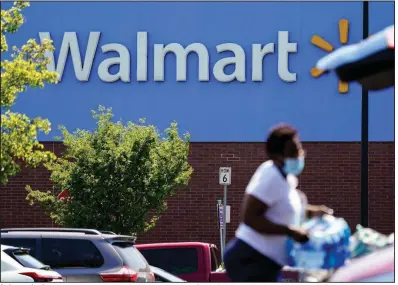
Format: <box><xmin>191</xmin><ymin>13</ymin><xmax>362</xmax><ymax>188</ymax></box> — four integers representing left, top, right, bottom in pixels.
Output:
<box><xmin>27</xmin><ymin>106</ymin><xmax>193</xmax><ymax>235</ymax></box>
<box><xmin>1</xmin><ymin>1</ymin><xmax>58</xmax><ymax>184</ymax></box>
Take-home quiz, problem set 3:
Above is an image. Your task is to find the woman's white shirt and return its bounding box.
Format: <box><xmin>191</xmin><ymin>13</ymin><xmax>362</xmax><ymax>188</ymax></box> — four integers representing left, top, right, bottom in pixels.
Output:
<box><xmin>235</xmin><ymin>160</ymin><xmax>303</xmax><ymax>266</ymax></box>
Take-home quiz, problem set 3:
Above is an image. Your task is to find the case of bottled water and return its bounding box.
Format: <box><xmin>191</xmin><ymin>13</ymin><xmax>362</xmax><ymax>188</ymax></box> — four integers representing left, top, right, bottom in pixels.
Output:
<box><xmin>286</xmin><ymin>215</ymin><xmax>351</xmax><ymax>270</ymax></box>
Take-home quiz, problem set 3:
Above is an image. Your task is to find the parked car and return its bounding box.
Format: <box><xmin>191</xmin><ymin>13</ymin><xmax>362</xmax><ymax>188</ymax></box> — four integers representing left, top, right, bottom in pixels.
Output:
<box><xmin>150</xmin><ymin>266</ymin><xmax>186</xmax><ymax>282</ymax></box>
<box><xmin>1</xmin><ymin>228</ymin><xmax>155</xmax><ymax>282</ymax></box>
<box><xmin>1</xmin><ymin>244</ymin><xmax>63</xmax><ymax>282</ymax></box>
<box><xmin>135</xmin><ymin>241</ymin><xmax>309</xmax><ymax>282</ymax></box>
<box><xmin>135</xmin><ymin>242</ymin><xmax>229</xmax><ymax>282</ymax></box>
<box><xmin>329</xmin><ymin>246</ymin><xmax>394</xmax><ymax>282</ymax></box>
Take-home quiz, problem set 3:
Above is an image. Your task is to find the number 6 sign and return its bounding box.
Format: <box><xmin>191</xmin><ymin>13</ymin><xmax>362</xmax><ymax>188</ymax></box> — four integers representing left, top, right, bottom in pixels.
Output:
<box><xmin>219</xmin><ymin>167</ymin><xmax>231</xmax><ymax>185</ymax></box>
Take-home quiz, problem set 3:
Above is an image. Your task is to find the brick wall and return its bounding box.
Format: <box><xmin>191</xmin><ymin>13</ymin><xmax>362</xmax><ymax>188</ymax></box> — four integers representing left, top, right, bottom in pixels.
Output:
<box><xmin>0</xmin><ymin>142</ymin><xmax>394</xmax><ymax>248</ymax></box>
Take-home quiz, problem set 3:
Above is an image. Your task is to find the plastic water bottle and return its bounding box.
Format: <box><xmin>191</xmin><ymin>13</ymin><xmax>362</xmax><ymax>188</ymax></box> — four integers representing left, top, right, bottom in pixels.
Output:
<box><xmin>286</xmin><ymin>215</ymin><xmax>351</xmax><ymax>270</ymax></box>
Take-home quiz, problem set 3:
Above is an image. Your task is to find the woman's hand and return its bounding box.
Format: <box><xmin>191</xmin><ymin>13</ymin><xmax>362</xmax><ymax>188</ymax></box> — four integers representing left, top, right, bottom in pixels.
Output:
<box><xmin>312</xmin><ymin>205</ymin><xmax>334</xmax><ymax>217</ymax></box>
<box><xmin>288</xmin><ymin>227</ymin><xmax>310</xmax><ymax>243</ymax></box>
<box><xmin>307</xmin><ymin>205</ymin><xmax>333</xmax><ymax>218</ymax></box>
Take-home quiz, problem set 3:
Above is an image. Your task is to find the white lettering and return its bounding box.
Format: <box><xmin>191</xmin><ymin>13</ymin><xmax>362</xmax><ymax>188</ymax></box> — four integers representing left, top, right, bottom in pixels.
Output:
<box><xmin>98</xmin><ymin>43</ymin><xmax>130</xmax><ymax>82</ymax></box>
<box><xmin>136</xmin><ymin>31</ymin><xmax>148</xmax><ymax>82</ymax></box>
<box><xmin>213</xmin><ymin>43</ymin><xmax>246</xmax><ymax>82</ymax></box>
<box><xmin>39</xmin><ymin>31</ymin><xmax>298</xmax><ymax>84</ymax></box>
<box><xmin>154</xmin><ymin>43</ymin><xmax>209</xmax><ymax>82</ymax></box>
<box><xmin>278</xmin><ymin>31</ymin><xmax>297</xmax><ymax>82</ymax></box>
<box><xmin>40</xmin><ymin>32</ymin><xmax>100</xmax><ymax>82</ymax></box>
<box><xmin>252</xmin><ymin>43</ymin><xmax>275</xmax><ymax>82</ymax></box>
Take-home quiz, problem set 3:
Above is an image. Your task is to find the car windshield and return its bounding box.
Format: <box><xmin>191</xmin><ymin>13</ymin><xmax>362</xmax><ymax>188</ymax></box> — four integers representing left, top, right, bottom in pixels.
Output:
<box><xmin>112</xmin><ymin>242</ymin><xmax>149</xmax><ymax>272</ymax></box>
<box><xmin>139</xmin><ymin>248</ymin><xmax>199</xmax><ymax>275</ymax></box>
<box><xmin>1</xmin><ymin>251</ymin><xmax>24</xmax><ymax>272</ymax></box>
<box><xmin>6</xmin><ymin>249</ymin><xmax>47</xmax><ymax>269</ymax></box>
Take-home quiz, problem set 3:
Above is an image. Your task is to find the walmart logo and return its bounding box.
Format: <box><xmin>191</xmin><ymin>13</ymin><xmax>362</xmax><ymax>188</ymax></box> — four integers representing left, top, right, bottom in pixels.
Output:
<box><xmin>310</xmin><ymin>19</ymin><xmax>349</xmax><ymax>94</ymax></box>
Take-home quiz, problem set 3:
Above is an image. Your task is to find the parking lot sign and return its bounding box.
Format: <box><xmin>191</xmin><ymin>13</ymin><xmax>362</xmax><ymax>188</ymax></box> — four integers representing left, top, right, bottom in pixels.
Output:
<box><xmin>219</xmin><ymin>167</ymin><xmax>231</xmax><ymax>185</ymax></box>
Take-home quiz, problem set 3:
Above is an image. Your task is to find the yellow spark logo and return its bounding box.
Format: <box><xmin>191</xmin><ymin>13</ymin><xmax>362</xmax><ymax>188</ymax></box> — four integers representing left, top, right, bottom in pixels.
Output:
<box><xmin>310</xmin><ymin>19</ymin><xmax>349</xmax><ymax>94</ymax></box>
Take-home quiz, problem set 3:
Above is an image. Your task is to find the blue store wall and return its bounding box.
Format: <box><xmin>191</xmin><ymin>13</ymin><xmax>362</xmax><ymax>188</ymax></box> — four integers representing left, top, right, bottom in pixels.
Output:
<box><xmin>5</xmin><ymin>1</ymin><xmax>394</xmax><ymax>142</ymax></box>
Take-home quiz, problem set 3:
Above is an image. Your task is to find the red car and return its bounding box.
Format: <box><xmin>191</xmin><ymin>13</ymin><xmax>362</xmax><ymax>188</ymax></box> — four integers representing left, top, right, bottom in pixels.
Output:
<box><xmin>135</xmin><ymin>242</ymin><xmax>229</xmax><ymax>282</ymax></box>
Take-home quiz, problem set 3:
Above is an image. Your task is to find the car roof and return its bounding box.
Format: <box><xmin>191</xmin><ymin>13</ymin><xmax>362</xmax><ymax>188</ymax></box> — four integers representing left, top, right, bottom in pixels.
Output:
<box><xmin>1</xmin><ymin>228</ymin><xmax>137</xmax><ymax>243</ymax></box>
<box><xmin>1</xmin><ymin>228</ymin><xmax>102</xmax><ymax>235</ymax></box>
<box><xmin>135</xmin><ymin>242</ymin><xmax>214</xmax><ymax>249</ymax></box>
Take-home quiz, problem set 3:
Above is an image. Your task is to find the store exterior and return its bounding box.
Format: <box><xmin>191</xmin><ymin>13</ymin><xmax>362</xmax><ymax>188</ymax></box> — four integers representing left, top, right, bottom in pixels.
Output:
<box><xmin>1</xmin><ymin>1</ymin><xmax>394</xmax><ymax>245</ymax></box>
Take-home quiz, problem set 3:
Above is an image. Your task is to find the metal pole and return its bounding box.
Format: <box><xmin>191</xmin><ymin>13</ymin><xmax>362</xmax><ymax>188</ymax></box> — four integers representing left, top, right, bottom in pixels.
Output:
<box><xmin>218</xmin><ymin>201</ymin><xmax>224</xmax><ymax>263</ymax></box>
<box><xmin>223</xmin><ymin>185</ymin><xmax>227</xmax><ymax>256</ymax></box>
<box><xmin>360</xmin><ymin>0</ymin><xmax>369</xmax><ymax>228</ymax></box>
<box><xmin>220</xmin><ymin>227</ymin><xmax>224</xmax><ymax>264</ymax></box>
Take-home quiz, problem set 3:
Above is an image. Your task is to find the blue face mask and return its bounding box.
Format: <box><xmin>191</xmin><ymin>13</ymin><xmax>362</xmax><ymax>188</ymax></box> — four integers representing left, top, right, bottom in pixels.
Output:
<box><xmin>283</xmin><ymin>156</ymin><xmax>305</xmax><ymax>176</ymax></box>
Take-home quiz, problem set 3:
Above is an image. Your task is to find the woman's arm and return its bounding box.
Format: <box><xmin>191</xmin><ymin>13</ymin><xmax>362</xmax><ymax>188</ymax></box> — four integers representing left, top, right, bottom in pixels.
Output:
<box><xmin>241</xmin><ymin>194</ymin><xmax>309</xmax><ymax>243</ymax></box>
<box><xmin>306</xmin><ymin>204</ymin><xmax>333</xmax><ymax>218</ymax></box>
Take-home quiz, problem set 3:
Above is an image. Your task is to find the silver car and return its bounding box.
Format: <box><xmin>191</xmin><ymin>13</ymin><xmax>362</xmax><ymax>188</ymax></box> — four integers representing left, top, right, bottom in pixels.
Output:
<box><xmin>1</xmin><ymin>228</ymin><xmax>154</xmax><ymax>282</ymax></box>
<box><xmin>1</xmin><ymin>244</ymin><xmax>63</xmax><ymax>282</ymax></box>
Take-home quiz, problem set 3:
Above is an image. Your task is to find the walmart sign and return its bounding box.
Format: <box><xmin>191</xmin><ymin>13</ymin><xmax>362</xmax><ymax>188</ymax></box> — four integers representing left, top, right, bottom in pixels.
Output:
<box><xmin>6</xmin><ymin>1</ymin><xmax>394</xmax><ymax>142</ymax></box>
<box><xmin>40</xmin><ymin>31</ymin><xmax>297</xmax><ymax>83</ymax></box>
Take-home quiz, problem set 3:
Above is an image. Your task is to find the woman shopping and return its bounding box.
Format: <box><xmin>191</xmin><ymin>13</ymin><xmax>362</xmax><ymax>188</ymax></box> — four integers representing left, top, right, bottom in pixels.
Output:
<box><xmin>224</xmin><ymin>124</ymin><xmax>333</xmax><ymax>282</ymax></box>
